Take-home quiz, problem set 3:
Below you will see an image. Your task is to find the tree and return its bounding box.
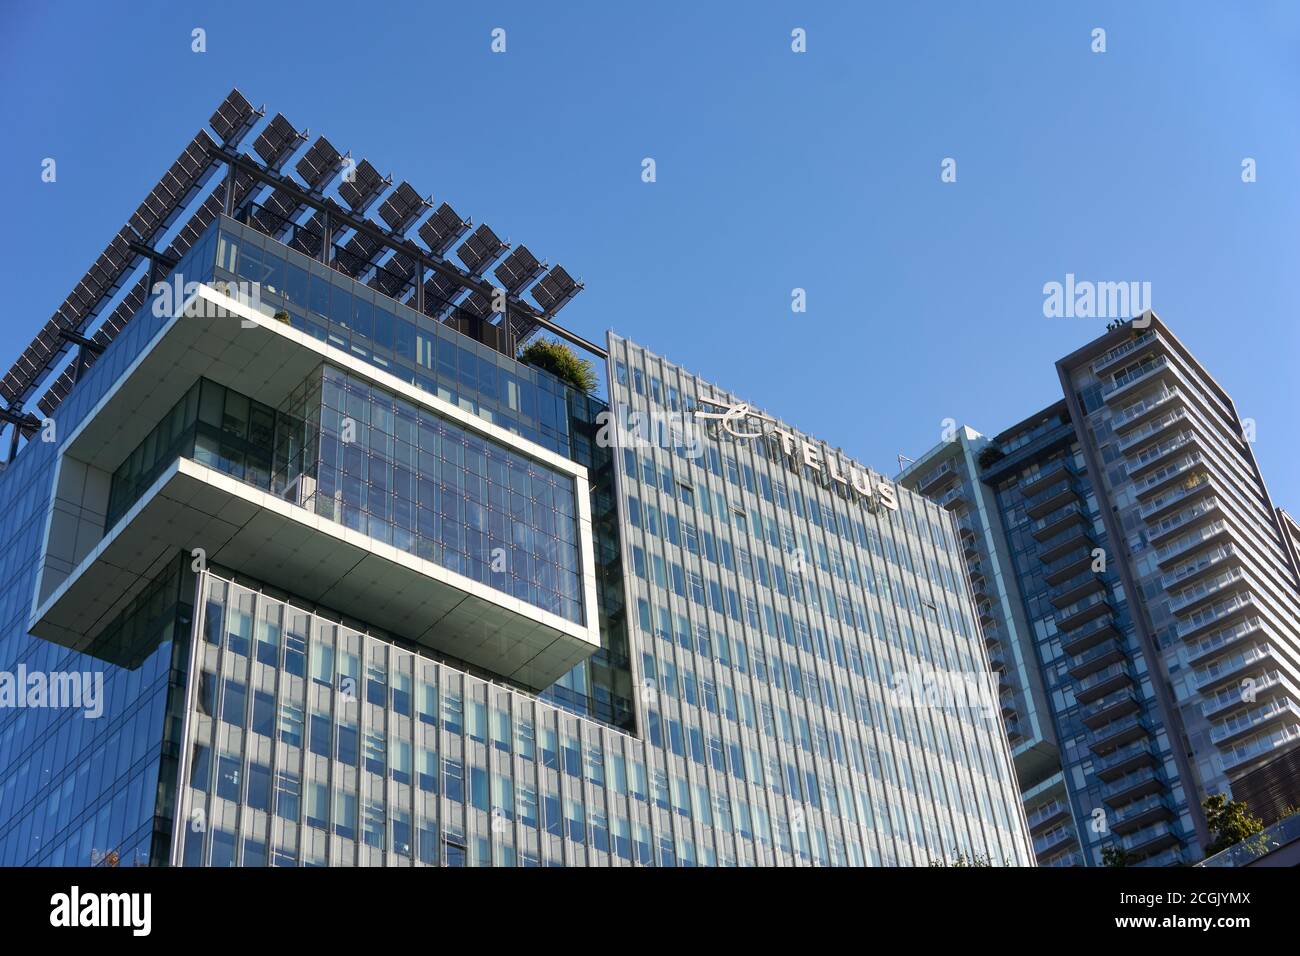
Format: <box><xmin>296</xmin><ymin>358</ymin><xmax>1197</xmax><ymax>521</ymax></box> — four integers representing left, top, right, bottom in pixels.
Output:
<box><xmin>928</xmin><ymin>850</ymin><xmax>994</xmax><ymax>867</ymax></box>
<box><xmin>1202</xmin><ymin>794</ymin><xmax>1265</xmax><ymax>856</ymax></box>
<box><xmin>1101</xmin><ymin>844</ymin><xmax>1133</xmax><ymax>867</ymax></box>
<box><xmin>976</xmin><ymin>445</ymin><xmax>1005</xmax><ymax>470</ymax></box>
<box><xmin>519</xmin><ymin>338</ymin><xmax>598</xmax><ymax>394</ymax></box>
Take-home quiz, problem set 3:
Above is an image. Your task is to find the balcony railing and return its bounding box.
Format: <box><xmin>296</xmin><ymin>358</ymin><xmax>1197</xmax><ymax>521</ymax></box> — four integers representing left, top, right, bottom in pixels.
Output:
<box><xmin>1177</xmin><ymin>593</ymin><xmax>1256</xmax><ymax>641</ymax></box>
<box><xmin>1200</xmin><ymin>670</ymin><xmax>1283</xmax><ymax>719</ymax></box>
<box><xmin>1210</xmin><ymin>699</ymin><xmax>1300</xmax><ymax>746</ymax></box>
<box><xmin>1135</xmin><ymin>452</ymin><xmax>1206</xmax><ymax>497</ymax></box>
<box><xmin>1103</xmin><ymin>356</ymin><xmax>1169</xmax><ymax>398</ymax></box>
<box><xmin>1168</xmin><ymin>566</ymin><xmax>1246</xmax><ymax>617</ymax></box>
<box><xmin>1138</xmin><ymin>471</ymin><xmax>1212</xmax><ymax>521</ymax></box>
<box><xmin>1125</xmin><ymin>430</ymin><xmax>1199</xmax><ymax>476</ymax></box>
<box><xmin>1156</xmin><ymin>519</ymin><xmax>1228</xmax><ymax>566</ymax></box>
<box><xmin>1093</xmin><ymin>330</ymin><xmax>1157</xmax><ymax>374</ymax></box>
<box><xmin>1112</xmin><ymin>386</ymin><xmax>1180</xmax><ymax>431</ymax></box>
<box><xmin>1186</xmin><ymin>616</ymin><xmax>1264</xmax><ymax>667</ymax></box>
<box><xmin>1117</xmin><ymin>407</ymin><xmax>1187</xmax><ymax>452</ymax></box>
<box><xmin>1192</xmin><ymin>642</ymin><xmax>1273</xmax><ymax>691</ymax></box>
<box><xmin>1160</xmin><ymin>543</ymin><xmax>1239</xmax><ymax>591</ymax></box>
<box><xmin>1220</xmin><ymin>722</ymin><xmax>1300</xmax><ymax>773</ymax></box>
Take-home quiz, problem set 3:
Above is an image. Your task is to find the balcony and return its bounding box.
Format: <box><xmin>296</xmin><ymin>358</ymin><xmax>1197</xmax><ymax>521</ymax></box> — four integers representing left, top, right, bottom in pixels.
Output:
<box><xmin>1019</xmin><ymin>458</ymin><xmax>1074</xmax><ymax>497</ymax></box>
<box><xmin>1177</xmin><ymin>592</ymin><xmax>1257</xmax><ymax>643</ymax></box>
<box><xmin>1033</xmin><ymin>825</ymin><xmax>1078</xmax><ymax>858</ymax></box>
<box><xmin>1155</xmin><ymin>520</ymin><xmax>1231</xmax><ymax>569</ymax></box>
<box><xmin>1076</xmin><ymin>662</ymin><xmax>1133</xmax><ymax>704</ymax></box>
<box><xmin>1211</xmin><ymin>699</ymin><xmax>1300</xmax><ymax>747</ymax></box>
<box><xmin>1111</xmin><ymin>794</ymin><xmax>1173</xmax><ymax>835</ymax></box>
<box><xmin>1147</xmin><ymin>496</ymin><xmax>1224</xmax><ymax>547</ymax></box>
<box><xmin>935</xmin><ymin>485</ymin><xmax>967</xmax><ymax>510</ymax></box>
<box><xmin>1111</xmin><ymin>386</ymin><xmax>1181</xmax><ymax>432</ymax></box>
<box><xmin>977</xmin><ymin>602</ymin><xmax>996</xmax><ymax>626</ymax></box>
<box><xmin>1134</xmin><ymin>452</ymin><xmax>1207</xmax><ymax>500</ymax></box>
<box><xmin>1200</xmin><ymin>670</ymin><xmax>1286</xmax><ymax>720</ymax></box>
<box><xmin>1025</xmin><ymin>479</ymin><xmax>1079</xmax><ymax>519</ymax></box>
<box><xmin>916</xmin><ymin>458</ymin><xmax>961</xmax><ymax>495</ymax></box>
<box><xmin>1192</xmin><ymin>642</ymin><xmax>1274</xmax><ymax>693</ymax></box>
<box><xmin>960</xmin><ymin>528</ymin><xmax>979</xmax><ymax>559</ymax></box>
<box><xmin>1088</xmin><ymin>712</ymin><xmax>1150</xmax><ymax>753</ymax></box>
<box><xmin>1025</xmin><ymin>799</ymin><xmax>1071</xmax><ymax>834</ymax></box>
<box><xmin>1116</xmin><ymin>406</ymin><xmax>1188</xmax><ymax>453</ymax></box>
<box><xmin>1049</xmin><ymin>569</ymin><xmax>1106</xmax><ymax>609</ymax></box>
<box><xmin>1036</xmin><ymin>521</ymin><xmax>1094</xmax><ymax>563</ymax></box>
<box><xmin>1043</xmin><ymin>546</ymin><xmax>1095</xmax><ymax>585</ymax></box>
<box><xmin>1168</xmin><ymin>566</ymin><xmax>1247</xmax><ymax>617</ymax></box>
<box><xmin>1095</xmin><ymin>738</ymin><xmax>1157</xmax><ymax>780</ymax></box>
<box><xmin>1031</xmin><ymin>501</ymin><xmax>1088</xmax><ymax>540</ymax></box>
<box><xmin>1138</xmin><ymin>472</ymin><xmax>1213</xmax><ymax>522</ymax></box>
<box><xmin>1124</xmin><ymin>430</ymin><xmax>1202</xmax><ymax>480</ymax></box>
<box><xmin>1101</xmin><ymin>765</ymin><xmax>1164</xmax><ymax>807</ymax></box>
<box><xmin>1220</xmin><ymin>723</ymin><xmax>1300</xmax><ymax>775</ymax></box>
<box><xmin>1093</xmin><ymin>330</ymin><xmax>1159</xmax><ymax>375</ymax></box>
<box><xmin>1060</xmin><ymin>614</ymin><xmax>1120</xmax><ymax>655</ymax></box>
<box><xmin>1141</xmin><ymin>846</ymin><xmax>1186</xmax><ymax>867</ymax></box>
<box><xmin>1103</xmin><ymin>355</ymin><xmax>1174</xmax><ymax>404</ymax></box>
<box><xmin>1068</xmin><ymin>637</ymin><xmax>1127</xmax><ymax>679</ymax></box>
<box><xmin>1160</xmin><ymin>543</ymin><xmax>1240</xmax><ymax>592</ymax></box>
<box><xmin>1186</xmin><ymin>617</ymin><xmax>1265</xmax><ymax>667</ymax></box>
<box><xmin>1055</xmin><ymin>589</ymin><xmax>1112</xmax><ymax>631</ymax></box>
<box><xmin>1119</xmin><ymin>820</ymin><xmax>1181</xmax><ymax>856</ymax></box>
<box><xmin>1082</xmin><ymin>688</ymin><xmax>1142</xmax><ymax>729</ymax></box>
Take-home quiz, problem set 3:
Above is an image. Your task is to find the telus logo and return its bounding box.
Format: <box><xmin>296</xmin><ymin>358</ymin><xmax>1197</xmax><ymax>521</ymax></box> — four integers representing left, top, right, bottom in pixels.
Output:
<box><xmin>49</xmin><ymin>886</ymin><xmax>151</xmax><ymax>937</ymax></box>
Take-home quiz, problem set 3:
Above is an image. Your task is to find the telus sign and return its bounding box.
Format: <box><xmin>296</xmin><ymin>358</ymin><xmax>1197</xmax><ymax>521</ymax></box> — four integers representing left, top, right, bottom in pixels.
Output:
<box><xmin>695</xmin><ymin>400</ymin><xmax>899</xmax><ymax>512</ymax></box>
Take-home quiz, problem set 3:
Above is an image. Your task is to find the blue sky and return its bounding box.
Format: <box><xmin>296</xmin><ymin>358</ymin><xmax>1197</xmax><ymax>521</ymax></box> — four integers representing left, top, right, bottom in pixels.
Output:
<box><xmin>1</xmin><ymin>1</ymin><xmax>1297</xmax><ymax>507</ymax></box>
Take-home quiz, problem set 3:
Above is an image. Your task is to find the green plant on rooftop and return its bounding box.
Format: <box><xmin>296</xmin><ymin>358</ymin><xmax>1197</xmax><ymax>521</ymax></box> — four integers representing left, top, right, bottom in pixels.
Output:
<box><xmin>519</xmin><ymin>338</ymin><xmax>598</xmax><ymax>394</ymax></box>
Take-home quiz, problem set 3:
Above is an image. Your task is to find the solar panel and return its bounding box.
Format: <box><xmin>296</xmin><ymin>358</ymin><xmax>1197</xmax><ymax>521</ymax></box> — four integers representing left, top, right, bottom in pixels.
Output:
<box><xmin>455</xmin><ymin>223</ymin><xmax>508</xmax><ymax>276</ymax></box>
<box><xmin>494</xmin><ymin>244</ymin><xmax>545</xmax><ymax>295</ymax></box>
<box><xmin>369</xmin><ymin>252</ymin><xmax>416</xmax><ymax>299</ymax></box>
<box><xmin>209</xmin><ymin>88</ymin><xmax>260</xmax><ymax>147</ymax></box>
<box><xmin>295</xmin><ymin>136</ymin><xmax>343</xmax><ymax>191</ymax></box>
<box><xmin>127</xmin><ymin>130</ymin><xmax>220</xmax><ymax>244</ymax></box>
<box><xmin>338</xmin><ymin>159</ymin><xmax>387</xmax><ymax>213</ymax></box>
<box><xmin>377</xmin><ymin>182</ymin><xmax>428</xmax><ymax>234</ymax></box>
<box><xmin>334</xmin><ymin>230</ymin><xmax>384</xmax><ymax>278</ymax></box>
<box><xmin>252</xmin><ymin>113</ymin><xmax>305</xmax><ymax>172</ymax></box>
<box><xmin>418</xmin><ymin>202</ymin><xmax>469</xmax><ymax>257</ymax></box>
<box><xmin>458</xmin><ymin>289</ymin><xmax>494</xmax><ymax>320</ymax></box>
<box><xmin>423</xmin><ymin>271</ymin><xmax>463</xmax><ymax>314</ymax></box>
<box><xmin>4</xmin><ymin>87</ymin><xmax>589</xmax><ymax>459</ymax></box>
<box><xmin>530</xmin><ymin>264</ymin><xmax>580</xmax><ymax>314</ymax></box>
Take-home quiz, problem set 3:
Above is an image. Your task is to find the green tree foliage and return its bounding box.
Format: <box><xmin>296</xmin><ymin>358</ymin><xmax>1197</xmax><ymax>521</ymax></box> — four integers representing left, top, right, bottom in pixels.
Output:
<box><xmin>519</xmin><ymin>338</ymin><xmax>598</xmax><ymax>394</ymax></box>
<box><xmin>1203</xmin><ymin>794</ymin><xmax>1265</xmax><ymax>856</ymax></box>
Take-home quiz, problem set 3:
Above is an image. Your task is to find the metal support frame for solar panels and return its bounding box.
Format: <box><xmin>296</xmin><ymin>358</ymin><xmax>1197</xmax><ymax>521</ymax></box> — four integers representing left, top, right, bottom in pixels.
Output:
<box><xmin>208</xmin><ymin>145</ymin><xmax>606</xmax><ymax>360</ymax></box>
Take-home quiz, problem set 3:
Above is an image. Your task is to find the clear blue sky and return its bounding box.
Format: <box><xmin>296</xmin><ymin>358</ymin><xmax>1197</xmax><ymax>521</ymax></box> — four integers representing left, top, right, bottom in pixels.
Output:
<box><xmin>2</xmin><ymin>1</ymin><xmax>1297</xmax><ymax>507</ymax></box>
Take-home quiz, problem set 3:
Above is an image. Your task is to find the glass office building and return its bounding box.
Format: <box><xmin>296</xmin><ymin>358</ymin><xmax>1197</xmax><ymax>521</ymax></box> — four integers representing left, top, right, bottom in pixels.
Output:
<box><xmin>901</xmin><ymin>315</ymin><xmax>1300</xmax><ymax>866</ymax></box>
<box><xmin>0</xmin><ymin>93</ymin><xmax>1032</xmax><ymax>866</ymax></box>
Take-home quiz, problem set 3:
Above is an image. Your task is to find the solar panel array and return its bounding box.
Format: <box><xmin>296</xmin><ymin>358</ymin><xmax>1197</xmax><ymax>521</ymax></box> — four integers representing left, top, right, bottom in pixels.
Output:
<box><xmin>3</xmin><ymin>86</ymin><xmax>584</xmax><ymax>459</ymax></box>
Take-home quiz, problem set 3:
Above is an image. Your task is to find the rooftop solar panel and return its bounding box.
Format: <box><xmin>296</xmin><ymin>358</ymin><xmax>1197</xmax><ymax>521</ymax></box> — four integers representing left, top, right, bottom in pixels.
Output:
<box><xmin>494</xmin><ymin>244</ymin><xmax>544</xmax><ymax>295</ymax></box>
<box><xmin>529</xmin><ymin>264</ymin><xmax>580</xmax><ymax>314</ymax></box>
<box><xmin>253</xmin><ymin>113</ymin><xmax>305</xmax><ymax>172</ymax></box>
<box><xmin>417</xmin><ymin>202</ymin><xmax>469</xmax><ymax>257</ymax></box>
<box><xmin>455</xmin><ymin>223</ymin><xmax>508</xmax><ymax>276</ymax></box>
<box><xmin>209</xmin><ymin>88</ymin><xmax>260</xmax><ymax>146</ymax></box>
<box><xmin>296</xmin><ymin>136</ymin><xmax>343</xmax><ymax>191</ymax></box>
<box><xmin>377</xmin><ymin>182</ymin><xmax>428</xmax><ymax>234</ymax></box>
<box><xmin>338</xmin><ymin>159</ymin><xmax>387</xmax><ymax>213</ymax></box>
